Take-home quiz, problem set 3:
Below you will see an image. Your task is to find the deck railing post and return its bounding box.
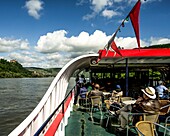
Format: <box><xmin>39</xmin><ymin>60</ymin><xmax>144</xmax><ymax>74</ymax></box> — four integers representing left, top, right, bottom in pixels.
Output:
<box><xmin>62</xmin><ymin>102</ymin><xmax>64</xmax><ymax>114</ymax></box>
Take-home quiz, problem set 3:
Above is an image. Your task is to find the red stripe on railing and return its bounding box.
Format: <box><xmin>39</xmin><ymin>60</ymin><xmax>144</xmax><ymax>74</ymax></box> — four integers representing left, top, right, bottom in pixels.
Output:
<box><xmin>44</xmin><ymin>92</ymin><xmax>74</xmax><ymax>136</ymax></box>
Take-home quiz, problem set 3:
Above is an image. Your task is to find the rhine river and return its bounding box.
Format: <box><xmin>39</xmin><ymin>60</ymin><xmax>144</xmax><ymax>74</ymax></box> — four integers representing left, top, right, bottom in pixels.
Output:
<box><xmin>0</xmin><ymin>78</ymin><xmax>55</xmax><ymax>136</ymax></box>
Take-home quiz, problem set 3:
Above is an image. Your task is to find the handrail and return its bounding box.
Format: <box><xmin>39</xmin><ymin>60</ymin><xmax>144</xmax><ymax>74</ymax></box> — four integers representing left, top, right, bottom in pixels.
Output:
<box><xmin>34</xmin><ymin>86</ymin><xmax>75</xmax><ymax>136</ymax></box>
<box><xmin>8</xmin><ymin>53</ymin><xmax>98</xmax><ymax>136</ymax></box>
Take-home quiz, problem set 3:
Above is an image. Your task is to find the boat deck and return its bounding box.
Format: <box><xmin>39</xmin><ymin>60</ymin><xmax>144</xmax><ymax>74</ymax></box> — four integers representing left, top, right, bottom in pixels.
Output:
<box><xmin>65</xmin><ymin>104</ymin><xmax>137</xmax><ymax>136</ymax></box>
<box><xmin>65</xmin><ymin>103</ymin><xmax>169</xmax><ymax>136</ymax></box>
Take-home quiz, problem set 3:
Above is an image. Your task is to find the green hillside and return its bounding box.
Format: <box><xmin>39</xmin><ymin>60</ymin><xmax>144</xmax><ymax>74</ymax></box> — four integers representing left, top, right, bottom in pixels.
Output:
<box><xmin>25</xmin><ymin>67</ymin><xmax>61</xmax><ymax>77</ymax></box>
<box><xmin>0</xmin><ymin>59</ymin><xmax>61</xmax><ymax>78</ymax></box>
<box><xmin>144</xmin><ymin>43</ymin><xmax>170</xmax><ymax>48</ymax></box>
<box><xmin>0</xmin><ymin>59</ymin><xmax>32</xmax><ymax>78</ymax></box>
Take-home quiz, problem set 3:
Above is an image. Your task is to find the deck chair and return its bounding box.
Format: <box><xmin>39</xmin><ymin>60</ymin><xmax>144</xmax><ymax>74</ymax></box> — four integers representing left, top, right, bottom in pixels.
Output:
<box><xmin>126</xmin><ymin>112</ymin><xmax>160</xmax><ymax>136</ymax></box>
<box><xmin>90</xmin><ymin>96</ymin><xmax>103</xmax><ymax>123</ymax></box>
<box><xmin>164</xmin><ymin>116</ymin><xmax>170</xmax><ymax>136</ymax></box>
<box><xmin>76</xmin><ymin>92</ymin><xmax>87</xmax><ymax>107</ymax></box>
<box><xmin>104</xmin><ymin>100</ymin><xmax>121</xmax><ymax>128</ymax></box>
<box><xmin>135</xmin><ymin>121</ymin><xmax>170</xmax><ymax>136</ymax></box>
<box><xmin>159</xmin><ymin>100</ymin><xmax>170</xmax><ymax>115</ymax></box>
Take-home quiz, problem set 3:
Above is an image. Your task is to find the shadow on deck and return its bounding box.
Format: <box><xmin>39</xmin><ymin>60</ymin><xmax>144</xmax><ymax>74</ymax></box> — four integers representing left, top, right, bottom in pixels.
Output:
<box><xmin>65</xmin><ymin>104</ymin><xmax>137</xmax><ymax>136</ymax></box>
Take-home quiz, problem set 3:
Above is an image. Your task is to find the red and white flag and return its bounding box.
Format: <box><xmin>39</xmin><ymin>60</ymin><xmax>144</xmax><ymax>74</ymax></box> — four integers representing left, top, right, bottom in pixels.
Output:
<box><xmin>129</xmin><ymin>0</ymin><xmax>141</xmax><ymax>49</ymax></box>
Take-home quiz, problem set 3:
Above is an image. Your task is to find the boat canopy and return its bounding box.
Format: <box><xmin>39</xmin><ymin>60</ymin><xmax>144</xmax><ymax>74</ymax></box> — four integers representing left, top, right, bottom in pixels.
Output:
<box><xmin>97</xmin><ymin>48</ymin><xmax>170</xmax><ymax>67</ymax></box>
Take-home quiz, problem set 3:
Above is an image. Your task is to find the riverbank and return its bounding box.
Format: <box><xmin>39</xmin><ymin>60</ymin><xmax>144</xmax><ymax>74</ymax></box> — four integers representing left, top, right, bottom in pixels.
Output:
<box><xmin>0</xmin><ymin>59</ymin><xmax>61</xmax><ymax>78</ymax></box>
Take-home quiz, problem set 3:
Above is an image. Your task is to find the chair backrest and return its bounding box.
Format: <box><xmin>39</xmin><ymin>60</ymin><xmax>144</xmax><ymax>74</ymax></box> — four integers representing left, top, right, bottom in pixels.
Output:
<box><xmin>104</xmin><ymin>100</ymin><xmax>110</xmax><ymax>109</ymax></box>
<box><xmin>144</xmin><ymin>113</ymin><xmax>159</xmax><ymax>123</ymax></box>
<box><xmin>159</xmin><ymin>100</ymin><xmax>170</xmax><ymax>115</ymax></box>
<box><xmin>136</xmin><ymin>120</ymin><xmax>170</xmax><ymax>136</ymax></box>
<box><xmin>165</xmin><ymin>116</ymin><xmax>170</xmax><ymax>136</ymax></box>
<box><xmin>90</xmin><ymin>96</ymin><xmax>102</xmax><ymax>107</ymax></box>
<box><xmin>135</xmin><ymin>121</ymin><xmax>154</xmax><ymax>136</ymax></box>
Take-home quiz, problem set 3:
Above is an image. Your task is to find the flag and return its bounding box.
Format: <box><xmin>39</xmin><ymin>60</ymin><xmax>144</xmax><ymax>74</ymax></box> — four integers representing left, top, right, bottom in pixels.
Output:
<box><xmin>100</xmin><ymin>0</ymin><xmax>141</xmax><ymax>60</ymax></box>
<box><xmin>129</xmin><ymin>0</ymin><xmax>141</xmax><ymax>49</ymax></box>
<box><xmin>111</xmin><ymin>41</ymin><xmax>122</xmax><ymax>56</ymax></box>
<box><xmin>105</xmin><ymin>27</ymin><xmax>122</xmax><ymax>56</ymax></box>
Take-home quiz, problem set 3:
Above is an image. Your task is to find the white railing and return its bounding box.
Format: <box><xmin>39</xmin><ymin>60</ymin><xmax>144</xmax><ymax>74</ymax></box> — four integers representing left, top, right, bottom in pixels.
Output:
<box><xmin>8</xmin><ymin>53</ymin><xmax>98</xmax><ymax>136</ymax></box>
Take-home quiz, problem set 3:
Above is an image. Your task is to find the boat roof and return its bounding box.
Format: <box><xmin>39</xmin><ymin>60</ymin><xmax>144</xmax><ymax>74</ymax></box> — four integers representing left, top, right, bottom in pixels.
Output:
<box><xmin>97</xmin><ymin>48</ymin><xmax>170</xmax><ymax>67</ymax></box>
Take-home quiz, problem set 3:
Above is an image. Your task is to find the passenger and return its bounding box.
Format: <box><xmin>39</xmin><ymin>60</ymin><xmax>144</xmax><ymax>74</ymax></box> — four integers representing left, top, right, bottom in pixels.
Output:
<box><xmin>156</xmin><ymin>80</ymin><xmax>169</xmax><ymax>99</ymax></box>
<box><xmin>74</xmin><ymin>75</ymin><xmax>81</xmax><ymax>105</ymax></box>
<box><xmin>115</xmin><ymin>87</ymin><xmax>160</xmax><ymax>131</ymax></box>
<box><xmin>108</xmin><ymin>85</ymin><xmax>123</xmax><ymax>111</ymax></box>
<box><xmin>111</xmin><ymin>84</ymin><xmax>123</xmax><ymax>99</ymax></box>
<box><xmin>105</xmin><ymin>81</ymin><xmax>114</xmax><ymax>93</ymax></box>
<box><xmin>76</xmin><ymin>83</ymin><xmax>88</xmax><ymax>107</ymax></box>
<box><xmin>88</xmin><ymin>83</ymin><xmax>104</xmax><ymax>101</ymax></box>
<box><xmin>86</xmin><ymin>82</ymin><xmax>93</xmax><ymax>92</ymax></box>
<box><xmin>79</xmin><ymin>74</ymin><xmax>86</xmax><ymax>87</ymax></box>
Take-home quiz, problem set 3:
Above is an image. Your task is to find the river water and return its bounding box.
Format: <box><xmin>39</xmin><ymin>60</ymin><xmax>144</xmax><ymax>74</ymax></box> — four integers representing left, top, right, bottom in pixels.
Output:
<box><xmin>0</xmin><ymin>78</ymin><xmax>54</xmax><ymax>136</ymax></box>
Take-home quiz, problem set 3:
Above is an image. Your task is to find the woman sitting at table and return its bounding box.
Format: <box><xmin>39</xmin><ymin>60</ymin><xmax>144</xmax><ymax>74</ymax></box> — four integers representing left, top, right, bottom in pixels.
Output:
<box><xmin>108</xmin><ymin>85</ymin><xmax>123</xmax><ymax>111</ymax></box>
<box><xmin>109</xmin><ymin>85</ymin><xmax>123</xmax><ymax>103</ymax></box>
<box><xmin>114</xmin><ymin>87</ymin><xmax>160</xmax><ymax>131</ymax></box>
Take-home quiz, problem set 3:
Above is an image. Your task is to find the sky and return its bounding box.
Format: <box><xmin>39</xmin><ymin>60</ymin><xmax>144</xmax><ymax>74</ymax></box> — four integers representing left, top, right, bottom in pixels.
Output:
<box><xmin>0</xmin><ymin>0</ymin><xmax>170</xmax><ymax>68</ymax></box>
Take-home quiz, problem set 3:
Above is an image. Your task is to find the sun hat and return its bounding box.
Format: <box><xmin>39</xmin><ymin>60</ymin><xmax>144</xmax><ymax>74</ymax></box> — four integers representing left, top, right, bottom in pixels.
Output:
<box><xmin>141</xmin><ymin>87</ymin><xmax>156</xmax><ymax>99</ymax></box>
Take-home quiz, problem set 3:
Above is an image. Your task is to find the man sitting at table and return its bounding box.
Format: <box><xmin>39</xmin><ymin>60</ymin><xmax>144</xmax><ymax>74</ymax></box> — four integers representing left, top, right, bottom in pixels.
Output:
<box><xmin>88</xmin><ymin>83</ymin><xmax>104</xmax><ymax>102</ymax></box>
<box><xmin>114</xmin><ymin>87</ymin><xmax>160</xmax><ymax>131</ymax></box>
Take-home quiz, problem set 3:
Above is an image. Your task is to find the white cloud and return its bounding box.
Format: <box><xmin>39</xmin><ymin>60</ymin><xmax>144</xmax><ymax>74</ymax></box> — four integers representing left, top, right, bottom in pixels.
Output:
<box><xmin>35</xmin><ymin>30</ymin><xmax>72</xmax><ymax>53</ymax></box>
<box><xmin>1</xmin><ymin>30</ymin><xmax>169</xmax><ymax>68</ymax></box>
<box><xmin>102</xmin><ymin>9</ymin><xmax>121</xmax><ymax>18</ymax></box>
<box><xmin>25</xmin><ymin>0</ymin><xmax>43</xmax><ymax>19</ymax></box>
<box><xmin>83</xmin><ymin>0</ymin><xmax>113</xmax><ymax>20</ymax></box>
<box><xmin>35</xmin><ymin>29</ymin><xmax>170</xmax><ymax>55</ymax></box>
<box><xmin>35</xmin><ymin>30</ymin><xmax>109</xmax><ymax>53</ymax></box>
<box><xmin>150</xmin><ymin>37</ymin><xmax>170</xmax><ymax>45</ymax></box>
<box><xmin>76</xmin><ymin>0</ymin><xmax>87</xmax><ymax>6</ymax></box>
<box><xmin>0</xmin><ymin>38</ymin><xmax>29</xmax><ymax>52</ymax></box>
<box><xmin>91</xmin><ymin>0</ymin><xmax>113</xmax><ymax>12</ymax></box>
<box><xmin>113</xmin><ymin>0</ymin><xmax>123</xmax><ymax>2</ymax></box>
<box><xmin>9</xmin><ymin>52</ymin><xmax>38</xmax><ymax>63</ymax></box>
<box><xmin>81</xmin><ymin>0</ymin><xmax>162</xmax><ymax>21</ymax></box>
<box><xmin>115</xmin><ymin>37</ymin><xmax>147</xmax><ymax>49</ymax></box>
<box><xmin>82</xmin><ymin>12</ymin><xmax>96</xmax><ymax>20</ymax></box>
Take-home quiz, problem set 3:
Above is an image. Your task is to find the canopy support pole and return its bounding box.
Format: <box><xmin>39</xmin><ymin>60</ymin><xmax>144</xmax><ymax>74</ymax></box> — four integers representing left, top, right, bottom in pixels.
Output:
<box><xmin>125</xmin><ymin>58</ymin><xmax>129</xmax><ymax>96</ymax></box>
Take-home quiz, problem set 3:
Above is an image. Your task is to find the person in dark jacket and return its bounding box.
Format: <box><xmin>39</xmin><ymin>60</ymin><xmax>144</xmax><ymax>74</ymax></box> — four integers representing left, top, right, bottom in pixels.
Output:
<box><xmin>115</xmin><ymin>87</ymin><xmax>160</xmax><ymax>131</ymax></box>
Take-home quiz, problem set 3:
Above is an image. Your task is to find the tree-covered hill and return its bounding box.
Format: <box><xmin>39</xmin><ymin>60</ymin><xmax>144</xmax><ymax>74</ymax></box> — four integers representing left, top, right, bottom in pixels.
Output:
<box><xmin>144</xmin><ymin>43</ymin><xmax>170</xmax><ymax>48</ymax></box>
<box><xmin>0</xmin><ymin>59</ymin><xmax>61</xmax><ymax>78</ymax></box>
<box><xmin>25</xmin><ymin>67</ymin><xmax>61</xmax><ymax>77</ymax></box>
<box><xmin>0</xmin><ymin>59</ymin><xmax>32</xmax><ymax>78</ymax></box>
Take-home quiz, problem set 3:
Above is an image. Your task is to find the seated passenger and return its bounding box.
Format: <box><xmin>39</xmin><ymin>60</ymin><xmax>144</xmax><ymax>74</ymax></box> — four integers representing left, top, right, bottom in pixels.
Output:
<box><xmin>76</xmin><ymin>83</ymin><xmax>87</xmax><ymax>106</ymax></box>
<box><xmin>88</xmin><ymin>84</ymin><xmax>104</xmax><ymax>101</ymax></box>
<box><xmin>86</xmin><ymin>82</ymin><xmax>93</xmax><ymax>92</ymax></box>
<box><xmin>156</xmin><ymin>80</ymin><xmax>169</xmax><ymax>99</ymax></box>
<box><xmin>108</xmin><ymin>85</ymin><xmax>123</xmax><ymax>111</ymax></box>
<box><xmin>112</xmin><ymin>85</ymin><xmax>123</xmax><ymax>99</ymax></box>
<box><xmin>115</xmin><ymin>87</ymin><xmax>160</xmax><ymax>131</ymax></box>
<box><xmin>105</xmin><ymin>81</ymin><xmax>114</xmax><ymax>93</ymax></box>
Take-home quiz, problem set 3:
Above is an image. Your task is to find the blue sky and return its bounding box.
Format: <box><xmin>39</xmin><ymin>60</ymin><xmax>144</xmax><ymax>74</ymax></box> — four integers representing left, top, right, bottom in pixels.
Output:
<box><xmin>0</xmin><ymin>0</ymin><xmax>170</xmax><ymax>68</ymax></box>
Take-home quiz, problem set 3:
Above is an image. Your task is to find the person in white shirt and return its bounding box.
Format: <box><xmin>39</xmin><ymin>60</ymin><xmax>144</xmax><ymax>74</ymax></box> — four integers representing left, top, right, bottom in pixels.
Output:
<box><xmin>156</xmin><ymin>80</ymin><xmax>168</xmax><ymax>99</ymax></box>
